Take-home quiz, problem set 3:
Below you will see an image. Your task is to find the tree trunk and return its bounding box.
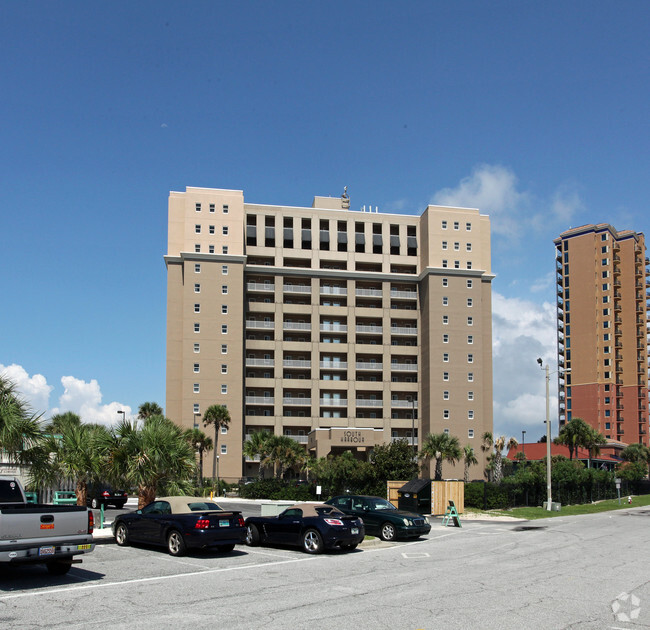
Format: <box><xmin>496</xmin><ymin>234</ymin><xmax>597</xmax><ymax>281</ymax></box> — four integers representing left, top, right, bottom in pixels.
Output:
<box><xmin>75</xmin><ymin>479</ymin><xmax>87</xmax><ymax>507</ymax></box>
<box><xmin>464</xmin><ymin>465</ymin><xmax>469</xmax><ymax>484</ymax></box>
<box><xmin>435</xmin><ymin>458</ymin><xmax>443</xmax><ymax>481</ymax></box>
<box><xmin>138</xmin><ymin>485</ymin><xmax>156</xmax><ymax>509</ymax></box>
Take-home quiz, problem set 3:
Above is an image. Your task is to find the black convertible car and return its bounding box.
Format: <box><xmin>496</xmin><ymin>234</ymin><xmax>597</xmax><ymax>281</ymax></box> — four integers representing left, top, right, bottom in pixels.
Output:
<box><xmin>112</xmin><ymin>496</ymin><xmax>246</xmax><ymax>556</ymax></box>
<box><xmin>244</xmin><ymin>503</ymin><xmax>365</xmax><ymax>554</ymax></box>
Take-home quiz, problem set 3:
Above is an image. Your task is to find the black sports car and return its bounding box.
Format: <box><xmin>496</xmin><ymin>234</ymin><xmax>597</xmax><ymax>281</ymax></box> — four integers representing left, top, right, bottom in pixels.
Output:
<box><xmin>326</xmin><ymin>495</ymin><xmax>431</xmax><ymax>541</ymax></box>
<box><xmin>86</xmin><ymin>484</ymin><xmax>128</xmax><ymax>509</ymax></box>
<box><xmin>112</xmin><ymin>496</ymin><xmax>246</xmax><ymax>556</ymax></box>
<box><xmin>244</xmin><ymin>503</ymin><xmax>365</xmax><ymax>554</ymax></box>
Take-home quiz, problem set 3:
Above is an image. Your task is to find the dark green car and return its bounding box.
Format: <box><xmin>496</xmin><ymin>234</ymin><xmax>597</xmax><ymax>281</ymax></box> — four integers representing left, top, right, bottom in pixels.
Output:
<box><xmin>325</xmin><ymin>495</ymin><xmax>431</xmax><ymax>541</ymax></box>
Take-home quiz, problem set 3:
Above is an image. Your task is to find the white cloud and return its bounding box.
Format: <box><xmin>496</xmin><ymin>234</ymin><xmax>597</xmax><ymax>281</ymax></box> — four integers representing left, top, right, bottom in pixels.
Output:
<box><xmin>50</xmin><ymin>376</ymin><xmax>132</xmax><ymax>427</ymax></box>
<box><xmin>529</xmin><ymin>272</ymin><xmax>555</xmax><ymax>294</ymax></box>
<box><xmin>491</xmin><ymin>292</ymin><xmax>559</xmax><ymax>440</ymax></box>
<box><xmin>0</xmin><ymin>364</ymin><xmax>52</xmax><ymax>417</ymax></box>
<box><xmin>1</xmin><ymin>365</ymin><xmax>131</xmax><ymax>427</ymax></box>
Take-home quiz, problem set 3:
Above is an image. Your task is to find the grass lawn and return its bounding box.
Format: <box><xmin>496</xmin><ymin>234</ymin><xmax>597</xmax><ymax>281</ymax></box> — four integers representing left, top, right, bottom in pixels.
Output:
<box><xmin>468</xmin><ymin>493</ymin><xmax>650</xmax><ymax>520</ymax></box>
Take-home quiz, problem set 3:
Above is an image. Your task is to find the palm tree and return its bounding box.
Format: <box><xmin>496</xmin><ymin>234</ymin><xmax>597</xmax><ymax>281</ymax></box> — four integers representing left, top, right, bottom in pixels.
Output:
<box><xmin>202</xmin><ymin>405</ymin><xmax>231</xmax><ymax>489</ymax></box>
<box><xmin>462</xmin><ymin>445</ymin><xmax>478</xmax><ymax>483</ymax></box>
<box><xmin>481</xmin><ymin>432</ymin><xmax>518</xmax><ymax>483</ymax></box>
<box><xmin>264</xmin><ymin>435</ymin><xmax>306</xmax><ymax>479</ymax></box>
<box><xmin>583</xmin><ymin>427</ymin><xmax>607</xmax><ymax>469</ymax></box>
<box><xmin>0</xmin><ymin>374</ymin><xmax>43</xmax><ymax>463</ymax></box>
<box><xmin>138</xmin><ymin>402</ymin><xmax>163</xmax><ymax>422</ymax></box>
<box><xmin>621</xmin><ymin>443</ymin><xmax>650</xmax><ymax>477</ymax></box>
<box><xmin>183</xmin><ymin>428</ymin><xmax>213</xmax><ymax>488</ymax></box>
<box><xmin>110</xmin><ymin>415</ymin><xmax>196</xmax><ymax>508</ymax></box>
<box><xmin>419</xmin><ymin>432</ymin><xmax>462</xmax><ymax>481</ymax></box>
<box><xmin>242</xmin><ymin>430</ymin><xmax>272</xmax><ymax>479</ymax></box>
<box><xmin>46</xmin><ymin>412</ymin><xmax>81</xmax><ymax>434</ymax></box>
<box><xmin>29</xmin><ymin>422</ymin><xmax>110</xmax><ymax>506</ymax></box>
<box><xmin>554</xmin><ymin>417</ymin><xmax>591</xmax><ymax>460</ymax></box>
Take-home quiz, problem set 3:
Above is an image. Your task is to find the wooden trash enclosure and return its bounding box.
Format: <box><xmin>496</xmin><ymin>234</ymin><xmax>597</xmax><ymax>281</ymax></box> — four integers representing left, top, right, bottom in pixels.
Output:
<box><xmin>387</xmin><ymin>479</ymin><xmax>464</xmax><ymax>516</ymax></box>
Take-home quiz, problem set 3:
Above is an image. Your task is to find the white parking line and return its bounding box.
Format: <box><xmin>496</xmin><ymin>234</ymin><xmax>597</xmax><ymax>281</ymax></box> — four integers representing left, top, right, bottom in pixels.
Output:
<box><xmin>0</xmin><ymin>556</ymin><xmax>316</xmax><ymax>601</ymax></box>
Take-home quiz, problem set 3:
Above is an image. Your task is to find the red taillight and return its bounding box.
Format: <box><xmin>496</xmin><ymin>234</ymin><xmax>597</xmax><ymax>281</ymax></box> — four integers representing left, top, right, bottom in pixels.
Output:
<box><xmin>195</xmin><ymin>518</ymin><xmax>210</xmax><ymax>529</ymax></box>
<box><xmin>102</xmin><ymin>491</ymin><xmax>110</xmax><ymax>497</ymax></box>
<box><xmin>324</xmin><ymin>518</ymin><xmax>344</xmax><ymax>526</ymax></box>
<box><xmin>238</xmin><ymin>516</ymin><xmax>245</xmax><ymax>527</ymax></box>
<box><xmin>88</xmin><ymin>510</ymin><xmax>94</xmax><ymax>534</ymax></box>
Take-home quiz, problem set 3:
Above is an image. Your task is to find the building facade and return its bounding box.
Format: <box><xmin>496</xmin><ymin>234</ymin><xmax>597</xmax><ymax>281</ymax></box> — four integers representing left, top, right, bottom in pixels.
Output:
<box><xmin>165</xmin><ymin>187</ymin><xmax>494</xmax><ymax>481</ymax></box>
<box><xmin>554</xmin><ymin>224</ymin><xmax>650</xmax><ymax>444</ymax></box>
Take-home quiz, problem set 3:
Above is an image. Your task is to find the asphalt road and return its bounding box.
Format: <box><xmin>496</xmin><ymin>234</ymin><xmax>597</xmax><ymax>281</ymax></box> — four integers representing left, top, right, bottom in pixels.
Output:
<box><xmin>1</xmin><ymin>506</ymin><xmax>649</xmax><ymax>630</ymax></box>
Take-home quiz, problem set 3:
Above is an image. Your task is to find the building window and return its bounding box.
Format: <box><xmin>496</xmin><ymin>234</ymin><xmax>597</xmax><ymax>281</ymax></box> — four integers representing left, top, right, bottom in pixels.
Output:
<box><xmin>601</xmin><ymin>258</ymin><xmax>608</xmax><ymax>266</ymax></box>
<box><xmin>603</xmin><ymin>333</ymin><xmax>610</xmax><ymax>341</ymax></box>
<box><xmin>222</xmin><ymin>246</ymin><xmax>228</xmax><ymax>254</ymax></box>
<box><xmin>194</xmin><ymin>323</ymin><xmax>200</xmax><ymax>333</ymax></box>
<box><xmin>442</xmin><ymin>296</ymin><xmax>449</xmax><ymax>306</ymax></box>
<box><xmin>468</xmin><ymin>429</ymin><xmax>474</xmax><ymax>438</ymax></box>
<box><xmin>602</xmin><ymin>296</ymin><xmax>609</xmax><ymax>303</ymax></box>
<box><xmin>222</xmin><ymin>265</ymin><xmax>228</xmax><ymax>275</ymax></box>
<box><xmin>605</xmin><ymin>409</ymin><xmax>611</xmax><ymax>417</ymax></box>
<box><xmin>221</xmin><ymin>385</ymin><xmax>227</xmax><ymax>394</ymax></box>
<box><xmin>453</xmin><ymin>221</ymin><xmax>459</xmax><ymax>230</ymax></box>
<box><xmin>467</xmin><ymin>316</ymin><xmax>473</xmax><ymax>326</ymax></box>
<box><xmin>195</xmin><ymin>244</ymin><xmax>201</xmax><ymax>253</ymax></box>
<box><xmin>193</xmin><ymin>383</ymin><xmax>199</xmax><ymax>393</ymax></box>
<box><xmin>467</xmin><ymin>335</ymin><xmax>473</xmax><ymax>344</ymax></box>
<box><xmin>221</xmin><ymin>425</ymin><xmax>228</xmax><ymax>434</ymax></box>
<box><xmin>454</xmin><ymin>261</ymin><xmax>460</xmax><ymax>269</ymax></box>
<box><xmin>221</xmin><ymin>344</ymin><xmax>227</xmax><ymax>354</ymax></box>
<box><xmin>454</xmin><ymin>242</ymin><xmax>460</xmax><ymax>251</ymax></box>
<box><xmin>209</xmin><ymin>245</ymin><xmax>215</xmax><ymax>253</ymax></box>
<box><xmin>222</xmin><ymin>285</ymin><xmax>228</xmax><ymax>294</ymax></box>
<box><xmin>443</xmin><ymin>410</ymin><xmax>450</xmax><ymax>419</ymax></box>
<box><xmin>194</xmin><ymin>264</ymin><xmax>201</xmax><ymax>273</ymax></box>
<box><xmin>222</xmin><ymin>226</ymin><xmax>229</xmax><ymax>236</ymax></box>
<box><xmin>194</xmin><ymin>303</ymin><xmax>200</xmax><ymax>313</ymax></box>
<box><xmin>468</xmin><ymin>372</ymin><xmax>474</xmax><ymax>382</ymax></box>
<box><xmin>468</xmin><ymin>410</ymin><xmax>474</xmax><ymax>420</ymax></box>
<box><xmin>221</xmin><ymin>364</ymin><xmax>227</xmax><ymax>374</ymax></box>
<box><xmin>467</xmin><ymin>279</ymin><xmax>473</xmax><ymax>289</ymax></box>
<box><xmin>466</xmin><ymin>222</ymin><xmax>472</xmax><ymax>231</ymax></box>
<box><xmin>443</xmin><ymin>391</ymin><xmax>449</xmax><ymax>400</ymax></box>
<box><xmin>223</xmin><ymin>204</ymin><xmax>229</xmax><ymax>214</ymax></box>
<box><xmin>443</xmin><ymin>353</ymin><xmax>449</xmax><ymax>362</ymax></box>
<box><xmin>193</xmin><ymin>403</ymin><xmax>200</xmax><ymax>414</ymax></box>
<box><xmin>442</xmin><ymin>220</ymin><xmax>447</xmax><ymax>229</ymax></box>
<box><xmin>467</xmin><ymin>354</ymin><xmax>474</xmax><ymax>363</ymax></box>
<box><xmin>442</xmin><ymin>315</ymin><xmax>449</xmax><ymax>325</ymax></box>
<box><xmin>467</xmin><ymin>298</ymin><xmax>473</xmax><ymax>307</ymax></box>
<box><xmin>442</xmin><ymin>241</ymin><xmax>448</xmax><ymax>250</ymax></box>
<box><xmin>443</xmin><ymin>371</ymin><xmax>449</xmax><ymax>381</ymax></box>
<box><xmin>209</xmin><ymin>225</ymin><xmax>215</xmax><ymax>234</ymax></box>
<box><xmin>467</xmin><ymin>261</ymin><xmax>472</xmax><ymax>269</ymax></box>
<box><xmin>222</xmin><ymin>324</ymin><xmax>228</xmax><ymax>334</ymax></box>
<box><xmin>195</xmin><ymin>203</ymin><xmax>201</xmax><ymax>212</ymax></box>
<box><xmin>603</xmin><ymin>346</ymin><xmax>610</xmax><ymax>354</ymax></box>
<box><xmin>466</xmin><ymin>243</ymin><xmax>472</xmax><ymax>252</ymax></box>
<box><xmin>604</xmin><ymin>371</ymin><xmax>611</xmax><ymax>379</ymax></box>
<box><xmin>468</xmin><ymin>391</ymin><xmax>474</xmax><ymax>400</ymax></box>
<box><xmin>209</xmin><ymin>203</ymin><xmax>215</xmax><ymax>213</ymax></box>
<box><xmin>194</xmin><ymin>283</ymin><xmax>200</xmax><ymax>293</ymax></box>
<box><xmin>222</xmin><ymin>305</ymin><xmax>228</xmax><ymax>314</ymax></box>
<box><xmin>221</xmin><ymin>444</ymin><xmax>227</xmax><ymax>454</ymax></box>
<box><xmin>193</xmin><ymin>343</ymin><xmax>200</xmax><ymax>353</ymax></box>
<box><xmin>442</xmin><ymin>260</ymin><xmax>448</xmax><ymax>268</ymax></box>
<box><xmin>443</xmin><ymin>334</ymin><xmax>449</xmax><ymax>343</ymax></box>
<box><xmin>195</xmin><ymin>224</ymin><xmax>201</xmax><ymax>234</ymax></box>
<box><xmin>442</xmin><ymin>278</ymin><xmax>448</xmax><ymax>287</ymax></box>
<box><xmin>193</xmin><ymin>363</ymin><xmax>200</xmax><ymax>373</ymax></box>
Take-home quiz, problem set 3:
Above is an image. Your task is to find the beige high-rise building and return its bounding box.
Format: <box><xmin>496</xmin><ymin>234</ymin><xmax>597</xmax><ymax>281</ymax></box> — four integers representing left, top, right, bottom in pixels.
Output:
<box><xmin>554</xmin><ymin>224</ymin><xmax>649</xmax><ymax>444</ymax></box>
<box><xmin>165</xmin><ymin>187</ymin><xmax>494</xmax><ymax>481</ymax></box>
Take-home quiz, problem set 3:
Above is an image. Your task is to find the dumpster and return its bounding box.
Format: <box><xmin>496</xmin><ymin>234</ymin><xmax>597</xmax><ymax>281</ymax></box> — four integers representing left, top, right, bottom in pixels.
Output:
<box><xmin>397</xmin><ymin>479</ymin><xmax>432</xmax><ymax>514</ymax></box>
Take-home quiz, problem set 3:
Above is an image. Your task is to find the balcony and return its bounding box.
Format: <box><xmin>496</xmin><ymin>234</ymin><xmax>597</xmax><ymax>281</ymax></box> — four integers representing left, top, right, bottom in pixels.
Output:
<box><xmin>283</xmin><ymin>284</ymin><xmax>311</xmax><ymax>294</ymax></box>
<box><xmin>390</xmin><ymin>326</ymin><xmax>418</xmax><ymax>336</ymax></box>
<box><xmin>246</xmin><ymin>320</ymin><xmax>274</xmax><ymax>330</ymax></box>
<box><xmin>391</xmin><ymin>363</ymin><xmax>418</xmax><ymax>372</ymax></box>
<box><xmin>247</xmin><ymin>282</ymin><xmax>275</xmax><ymax>292</ymax></box>
<box><xmin>320</xmin><ymin>398</ymin><xmax>348</xmax><ymax>406</ymax></box>
<box><xmin>320</xmin><ymin>286</ymin><xmax>347</xmax><ymax>296</ymax></box>
<box><xmin>245</xmin><ymin>396</ymin><xmax>274</xmax><ymax>405</ymax></box>
<box><xmin>390</xmin><ymin>400</ymin><xmax>419</xmax><ymax>408</ymax></box>
<box><xmin>390</xmin><ymin>289</ymin><xmax>417</xmax><ymax>300</ymax></box>
<box><xmin>356</xmin><ymin>362</ymin><xmax>383</xmax><ymax>370</ymax></box>
<box><xmin>320</xmin><ymin>361</ymin><xmax>347</xmax><ymax>369</ymax></box>
<box><xmin>283</xmin><ymin>359</ymin><xmax>311</xmax><ymax>368</ymax></box>
<box><xmin>355</xmin><ymin>399</ymin><xmax>383</xmax><ymax>407</ymax></box>
<box><xmin>391</xmin><ymin>436</ymin><xmax>418</xmax><ymax>446</ymax></box>
<box><xmin>356</xmin><ymin>324</ymin><xmax>383</xmax><ymax>334</ymax></box>
<box><xmin>245</xmin><ymin>358</ymin><xmax>274</xmax><ymax>367</ymax></box>
<box><xmin>356</xmin><ymin>288</ymin><xmax>383</xmax><ymax>298</ymax></box>
<box><xmin>283</xmin><ymin>322</ymin><xmax>311</xmax><ymax>331</ymax></box>
<box><xmin>320</xmin><ymin>323</ymin><xmax>348</xmax><ymax>332</ymax></box>
<box><xmin>282</xmin><ymin>397</ymin><xmax>312</xmax><ymax>405</ymax></box>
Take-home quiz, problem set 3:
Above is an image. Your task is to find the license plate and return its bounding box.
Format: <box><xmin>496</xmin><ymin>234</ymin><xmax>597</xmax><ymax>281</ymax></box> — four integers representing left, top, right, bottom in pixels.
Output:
<box><xmin>219</xmin><ymin>519</ymin><xmax>230</xmax><ymax>527</ymax></box>
<box><xmin>77</xmin><ymin>544</ymin><xmax>92</xmax><ymax>550</ymax></box>
<box><xmin>39</xmin><ymin>546</ymin><xmax>55</xmax><ymax>556</ymax></box>
<box><xmin>351</xmin><ymin>527</ymin><xmax>359</xmax><ymax>535</ymax></box>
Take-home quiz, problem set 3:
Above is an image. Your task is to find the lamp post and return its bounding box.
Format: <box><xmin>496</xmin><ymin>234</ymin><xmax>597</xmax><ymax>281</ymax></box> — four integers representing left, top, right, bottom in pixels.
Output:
<box><xmin>117</xmin><ymin>410</ymin><xmax>126</xmax><ymax>423</ymax></box>
<box><xmin>411</xmin><ymin>398</ymin><xmax>417</xmax><ymax>458</ymax></box>
<box><xmin>521</xmin><ymin>430</ymin><xmax>526</xmax><ymax>462</ymax></box>
<box><xmin>537</xmin><ymin>358</ymin><xmax>552</xmax><ymax>511</ymax></box>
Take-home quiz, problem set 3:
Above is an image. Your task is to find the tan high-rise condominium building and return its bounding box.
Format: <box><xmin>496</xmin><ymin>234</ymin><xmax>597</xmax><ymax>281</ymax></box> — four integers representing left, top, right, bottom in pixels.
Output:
<box><xmin>554</xmin><ymin>224</ymin><xmax>650</xmax><ymax>444</ymax></box>
<box><xmin>165</xmin><ymin>187</ymin><xmax>494</xmax><ymax>481</ymax></box>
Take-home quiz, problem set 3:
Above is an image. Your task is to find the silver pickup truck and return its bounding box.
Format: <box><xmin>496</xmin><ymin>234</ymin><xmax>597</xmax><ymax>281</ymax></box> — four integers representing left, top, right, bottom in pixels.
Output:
<box><xmin>0</xmin><ymin>476</ymin><xmax>95</xmax><ymax>575</ymax></box>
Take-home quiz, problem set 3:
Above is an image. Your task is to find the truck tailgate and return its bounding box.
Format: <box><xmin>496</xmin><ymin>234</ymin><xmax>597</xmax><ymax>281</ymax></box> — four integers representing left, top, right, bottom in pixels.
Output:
<box><xmin>0</xmin><ymin>505</ymin><xmax>91</xmax><ymax>542</ymax></box>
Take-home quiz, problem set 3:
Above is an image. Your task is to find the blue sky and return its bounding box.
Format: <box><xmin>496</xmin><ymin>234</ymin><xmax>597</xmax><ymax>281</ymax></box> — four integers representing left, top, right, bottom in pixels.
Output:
<box><xmin>2</xmin><ymin>1</ymin><xmax>649</xmax><ymax>441</ymax></box>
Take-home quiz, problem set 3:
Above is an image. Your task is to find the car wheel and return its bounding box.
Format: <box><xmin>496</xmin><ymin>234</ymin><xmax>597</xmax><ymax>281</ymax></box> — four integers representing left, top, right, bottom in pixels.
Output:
<box><xmin>91</xmin><ymin>498</ymin><xmax>99</xmax><ymax>509</ymax></box>
<box><xmin>115</xmin><ymin>522</ymin><xmax>129</xmax><ymax>546</ymax></box>
<box><xmin>46</xmin><ymin>560</ymin><xmax>73</xmax><ymax>576</ymax></box>
<box><xmin>245</xmin><ymin>524</ymin><xmax>260</xmax><ymax>546</ymax></box>
<box><xmin>302</xmin><ymin>529</ymin><xmax>324</xmax><ymax>554</ymax></box>
<box><xmin>217</xmin><ymin>543</ymin><xmax>235</xmax><ymax>553</ymax></box>
<box><xmin>167</xmin><ymin>530</ymin><xmax>186</xmax><ymax>557</ymax></box>
<box><xmin>380</xmin><ymin>522</ymin><xmax>397</xmax><ymax>541</ymax></box>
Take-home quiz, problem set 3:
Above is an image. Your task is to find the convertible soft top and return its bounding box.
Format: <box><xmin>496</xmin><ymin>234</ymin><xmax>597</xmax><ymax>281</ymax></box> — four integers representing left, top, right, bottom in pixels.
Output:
<box><xmin>156</xmin><ymin>496</ymin><xmax>225</xmax><ymax>514</ymax></box>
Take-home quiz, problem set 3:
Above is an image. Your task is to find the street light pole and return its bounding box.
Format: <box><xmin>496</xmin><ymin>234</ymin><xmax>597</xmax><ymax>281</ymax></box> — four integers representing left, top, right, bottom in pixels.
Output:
<box><xmin>521</xmin><ymin>430</ymin><xmax>526</xmax><ymax>462</ymax></box>
<box><xmin>545</xmin><ymin>363</ymin><xmax>552</xmax><ymax>511</ymax></box>
<box><xmin>117</xmin><ymin>410</ymin><xmax>126</xmax><ymax>423</ymax></box>
<box><xmin>411</xmin><ymin>399</ymin><xmax>416</xmax><ymax>457</ymax></box>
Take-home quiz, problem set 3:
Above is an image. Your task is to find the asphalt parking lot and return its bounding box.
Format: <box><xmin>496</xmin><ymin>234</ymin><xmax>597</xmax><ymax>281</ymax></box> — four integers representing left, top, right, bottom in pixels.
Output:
<box><xmin>2</xmin><ymin>505</ymin><xmax>650</xmax><ymax>629</ymax></box>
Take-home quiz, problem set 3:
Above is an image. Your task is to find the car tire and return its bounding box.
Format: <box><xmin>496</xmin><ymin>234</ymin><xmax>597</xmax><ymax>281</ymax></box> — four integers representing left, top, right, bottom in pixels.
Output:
<box><xmin>379</xmin><ymin>522</ymin><xmax>397</xmax><ymax>541</ymax></box>
<box><xmin>46</xmin><ymin>560</ymin><xmax>73</xmax><ymax>576</ymax></box>
<box><xmin>91</xmin><ymin>498</ymin><xmax>99</xmax><ymax>509</ymax></box>
<box><xmin>217</xmin><ymin>543</ymin><xmax>235</xmax><ymax>553</ymax></box>
<box><xmin>167</xmin><ymin>530</ymin><xmax>186</xmax><ymax>557</ymax></box>
<box><xmin>115</xmin><ymin>522</ymin><xmax>129</xmax><ymax>546</ymax></box>
<box><xmin>245</xmin><ymin>524</ymin><xmax>260</xmax><ymax>546</ymax></box>
<box><xmin>302</xmin><ymin>529</ymin><xmax>324</xmax><ymax>554</ymax></box>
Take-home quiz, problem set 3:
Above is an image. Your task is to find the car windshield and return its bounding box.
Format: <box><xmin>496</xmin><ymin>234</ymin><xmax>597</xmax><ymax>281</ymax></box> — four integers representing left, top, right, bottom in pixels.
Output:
<box><xmin>188</xmin><ymin>502</ymin><xmax>222</xmax><ymax>511</ymax></box>
<box><xmin>315</xmin><ymin>506</ymin><xmax>342</xmax><ymax>517</ymax></box>
<box><xmin>366</xmin><ymin>498</ymin><xmax>397</xmax><ymax>511</ymax></box>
